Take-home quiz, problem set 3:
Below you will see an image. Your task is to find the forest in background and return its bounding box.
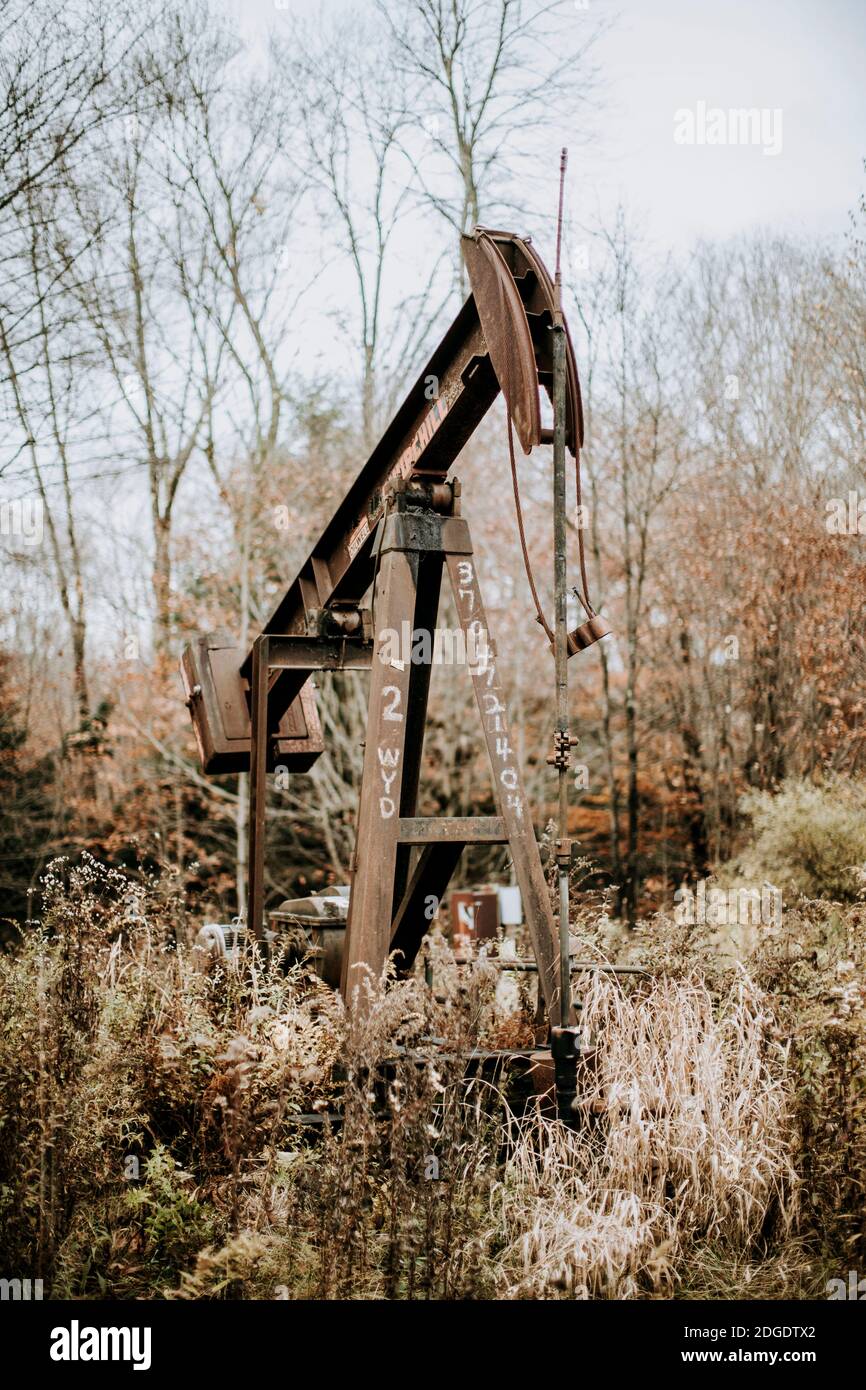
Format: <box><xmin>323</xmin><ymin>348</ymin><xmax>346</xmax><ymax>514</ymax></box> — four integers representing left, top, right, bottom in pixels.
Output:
<box><xmin>2</xmin><ymin>0</ymin><xmax>866</xmax><ymax>935</ymax></box>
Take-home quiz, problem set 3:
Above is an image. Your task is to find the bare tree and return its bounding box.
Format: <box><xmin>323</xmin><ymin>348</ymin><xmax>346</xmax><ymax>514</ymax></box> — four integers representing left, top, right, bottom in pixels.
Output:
<box><xmin>377</xmin><ymin>0</ymin><xmax>605</xmax><ymax>270</ymax></box>
<box><xmin>0</xmin><ymin>183</ymin><xmax>91</xmax><ymax>721</ymax></box>
<box><xmin>571</xmin><ymin>219</ymin><xmax>688</xmax><ymax>920</ymax></box>
<box><xmin>285</xmin><ymin>18</ymin><xmax>452</xmax><ymax>449</ymax></box>
<box><xmin>63</xmin><ymin>28</ymin><xmax>230</xmax><ymax>653</ymax></box>
<box><xmin>0</xmin><ymin>0</ymin><xmax>130</xmax><ymax>217</ymax></box>
<box><xmin>169</xmin><ymin>32</ymin><xmax>310</xmax><ymax>909</ymax></box>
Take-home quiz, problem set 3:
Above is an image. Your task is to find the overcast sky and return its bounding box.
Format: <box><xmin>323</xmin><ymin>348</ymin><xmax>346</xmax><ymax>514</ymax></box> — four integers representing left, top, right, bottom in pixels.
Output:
<box><xmin>231</xmin><ymin>0</ymin><xmax>865</xmax><ymax>255</ymax></box>
<box><xmin>585</xmin><ymin>0</ymin><xmax>865</xmax><ymax>250</ymax></box>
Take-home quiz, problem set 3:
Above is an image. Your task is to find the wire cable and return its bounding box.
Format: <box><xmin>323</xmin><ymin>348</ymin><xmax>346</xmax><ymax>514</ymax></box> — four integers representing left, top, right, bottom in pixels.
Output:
<box><xmin>507</xmin><ymin>403</ymin><xmax>554</xmax><ymax>645</ymax></box>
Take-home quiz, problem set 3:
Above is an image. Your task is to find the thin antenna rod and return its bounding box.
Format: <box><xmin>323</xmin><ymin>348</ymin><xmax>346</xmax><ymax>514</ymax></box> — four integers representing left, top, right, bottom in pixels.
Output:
<box><xmin>555</xmin><ymin>146</ymin><xmax>568</xmax><ymax>295</ymax></box>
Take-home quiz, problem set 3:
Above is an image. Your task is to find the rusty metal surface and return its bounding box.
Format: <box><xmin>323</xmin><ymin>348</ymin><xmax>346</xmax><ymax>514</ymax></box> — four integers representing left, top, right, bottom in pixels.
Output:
<box><xmin>265</xmin><ymin>636</ymin><xmax>373</xmax><ymax>672</ymax></box>
<box><xmin>340</xmin><ymin>540</ymin><xmax>420</xmax><ymax>999</ymax></box>
<box><xmin>460</xmin><ymin>231</ymin><xmax>541</xmax><ymax>454</ymax></box>
<box><xmin>181</xmin><ymin>635</ymin><xmax>323</xmax><ymax>774</ymax></box>
<box><xmin>183</xmin><ymin>225</ymin><xmax>587</xmax><ymax>1031</ymax></box>
<box><xmin>444</xmin><ymin>541</ymin><xmax>563</xmax><ymax>1024</ymax></box>
<box><xmin>397</xmin><ymin>815</ymin><xmax>507</xmax><ymax>844</ymax></box>
<box><xmin>240</xmin><ymin>295</ymin><xmax>498</xmax><ymax>722</ymax></box>
<box><xmin>335</xmin><ymin>501</ymin><xmax>562</xmax><ymax>1016</ymax></box>
<box><xmin>509</xmin><ymin>233</ymin><xmax>584</xmax><ymax>453</ymax></box>
<box><xmin>450</xmin><ymin>889</ymin><xmax>499</xmax><ymax>943</ymax></box>
<box><xmin>183</xmin><ymin>229</ymin><xmax>585</xmax><ymax>761</ymax></box>
<box><xmin>479</xmin><ymin>229</ymin><xmax>583</xmax><ymax>454</ymax></box>
<box><xmin>247</xmin><ymin>635</ymin><xmax>270</xmax><ymax>939</ymax></box>
<box><xmin>464</xmin><ymin>231</ymin><xmax>584</xmax><ymax>457</ymax></box>
<box><xmin>567</xmin><ymin>612</ymin><xmax>611</xmax><ymax>655</ymax></box>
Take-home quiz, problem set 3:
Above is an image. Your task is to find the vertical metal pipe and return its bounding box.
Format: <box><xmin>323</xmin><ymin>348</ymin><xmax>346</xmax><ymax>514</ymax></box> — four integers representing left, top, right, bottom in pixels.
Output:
<box><xmin>553</xmin><ymin>149</ymin><xmax>571</xmax><ymax>1026</ymax></box>
<box><xmin>549</xmin><ymin>149</ymin><xmax>580</xmax><ymax>1125</ymax></box>
<box><xmin>553</xmin><ymin>315</ymin><xmax>570</xmax><ymax>1024</ymax></box>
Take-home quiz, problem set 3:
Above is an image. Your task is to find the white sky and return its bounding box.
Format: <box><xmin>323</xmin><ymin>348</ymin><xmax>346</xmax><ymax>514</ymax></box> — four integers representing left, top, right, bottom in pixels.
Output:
<box><xmin>584</xmin><ymin>0</ymin><xmax>866</xmax><ymax>250</ymax></box>
<box><xmin>229</xmin><ymin>0</ymin><xmax>866</xmax><ymax>254</ymax></box>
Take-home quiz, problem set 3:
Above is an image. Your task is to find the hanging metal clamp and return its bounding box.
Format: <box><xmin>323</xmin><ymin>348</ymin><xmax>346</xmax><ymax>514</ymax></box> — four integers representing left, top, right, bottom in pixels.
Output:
<box><xmin>546</xmin><ymin>728</ymin><xmax>578</xmax><ymax>771</ymax></box>
<box><xmin>554</xmin><ymin>838</ymin><xmax>574</xmax><ymax>871</ymax></box>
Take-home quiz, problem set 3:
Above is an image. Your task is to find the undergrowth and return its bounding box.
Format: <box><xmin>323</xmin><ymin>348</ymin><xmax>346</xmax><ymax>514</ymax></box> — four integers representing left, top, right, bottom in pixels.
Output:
<box><xmin>0</xmin><ymin>854</ymin><xmax>862</xmax><ymax>1300</ymax></box>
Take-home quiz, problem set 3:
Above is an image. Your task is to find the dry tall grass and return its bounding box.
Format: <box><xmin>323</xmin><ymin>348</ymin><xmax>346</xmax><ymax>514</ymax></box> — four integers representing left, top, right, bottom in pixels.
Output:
<box><xmin>495</xmin><ymin>971</ymin><xmax>797</xmax><ymax>1298</ymax></box>
<box><xmin>0</xmin><ymin>856</ymin><xmax>861</xmax><ymax>1300</ymax></box>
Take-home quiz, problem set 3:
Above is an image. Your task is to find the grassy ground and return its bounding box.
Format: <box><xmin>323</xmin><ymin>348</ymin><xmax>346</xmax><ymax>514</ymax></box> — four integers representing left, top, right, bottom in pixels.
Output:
<box><xmin>0</xmin><ymin>855</ymin><xmax>863</xmax><ymax>1299</ymax></box>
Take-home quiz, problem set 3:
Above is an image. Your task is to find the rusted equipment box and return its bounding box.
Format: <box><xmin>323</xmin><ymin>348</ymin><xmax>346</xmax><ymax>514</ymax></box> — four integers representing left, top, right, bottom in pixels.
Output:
<box><xmin>450</xmin><ymin>888</ymin><xmax>500</xmax><ymax>949</ymax></box>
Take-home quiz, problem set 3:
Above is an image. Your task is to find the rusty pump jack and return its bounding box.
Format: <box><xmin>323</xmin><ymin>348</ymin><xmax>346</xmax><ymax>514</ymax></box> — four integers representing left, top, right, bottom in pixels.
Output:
<box><xmin>182</xmin><ymin>203</ymin><xmax>606</xmax><ymax>1066</ymax></box>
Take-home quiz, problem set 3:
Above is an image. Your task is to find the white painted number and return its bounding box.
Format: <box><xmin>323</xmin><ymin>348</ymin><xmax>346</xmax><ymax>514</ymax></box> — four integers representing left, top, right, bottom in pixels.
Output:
<box><xmin>382</xmin><ymin>685</ymin><xmax>403</xmax><ymax>721</ymax></box>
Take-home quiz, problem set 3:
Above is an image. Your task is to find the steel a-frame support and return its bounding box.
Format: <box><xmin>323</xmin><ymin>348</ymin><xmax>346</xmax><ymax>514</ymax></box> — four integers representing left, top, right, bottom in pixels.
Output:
<box><xmin>245</xmin><ymin>493</ymin><xmax>564</xmax><ymax>1026</ymax></box>
<box><xmin>339</xmin><ymin>497</ymin><xmax>563</xmax><ymax>1024</ymax></box>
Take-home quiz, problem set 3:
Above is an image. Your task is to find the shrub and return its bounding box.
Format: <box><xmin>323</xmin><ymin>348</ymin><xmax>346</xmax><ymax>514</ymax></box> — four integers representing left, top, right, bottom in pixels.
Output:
<box><xmin>734</xmin><ymin>779</ymin><xmax>866</xmax><ymax>901</ymax></box>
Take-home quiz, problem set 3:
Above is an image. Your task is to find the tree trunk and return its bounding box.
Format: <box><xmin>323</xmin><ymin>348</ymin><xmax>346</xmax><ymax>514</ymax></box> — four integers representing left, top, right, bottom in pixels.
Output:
<box><xmin>152</xmin><ymin>513</ymin><xmax>173</xmax><ymax>653</ymax></box>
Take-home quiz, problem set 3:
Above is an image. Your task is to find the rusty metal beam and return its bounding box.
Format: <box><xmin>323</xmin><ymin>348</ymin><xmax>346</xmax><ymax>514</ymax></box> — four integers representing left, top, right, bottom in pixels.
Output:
<box><xmin>247</xmin><ymin>635</ymin><xmax>269</xmax><ymax>940</ymax></box>
<box><xmin>339</xmin><ymin>540</ymin><xmax>420</xmax><ymax>1000</ymax></box>
<box><xmin>241</xmin><ymin>298</ymin><xmax>495</xmax><ymax>722</ymax></box>
<box><xmin>335</xmin><ymin>499</ymin><xmax>562</xmax><ymax>1022</ymax></box>
<box><xmin>265</xmin><ymin>636</ymin><xmax>373</xmax><ymax>671</ymax></box>
<box><xmin>184</xmin><ymin>226</ymin><xmax>587</xmax><ymax>1031</ymax></box>
<box><xmin>392</xmin><ymin>545</ymin><xmax>443</xmax><ymax>934</ymax></box>
<box><xmin>397</xmin><ymin>816</ymin><xmax>507</xmax><ymax>844</ymax></box>
<box><xmin>445</xmin><ymin>546</ymin><xmax>563</xmax><ymax>1024</ymax></box>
